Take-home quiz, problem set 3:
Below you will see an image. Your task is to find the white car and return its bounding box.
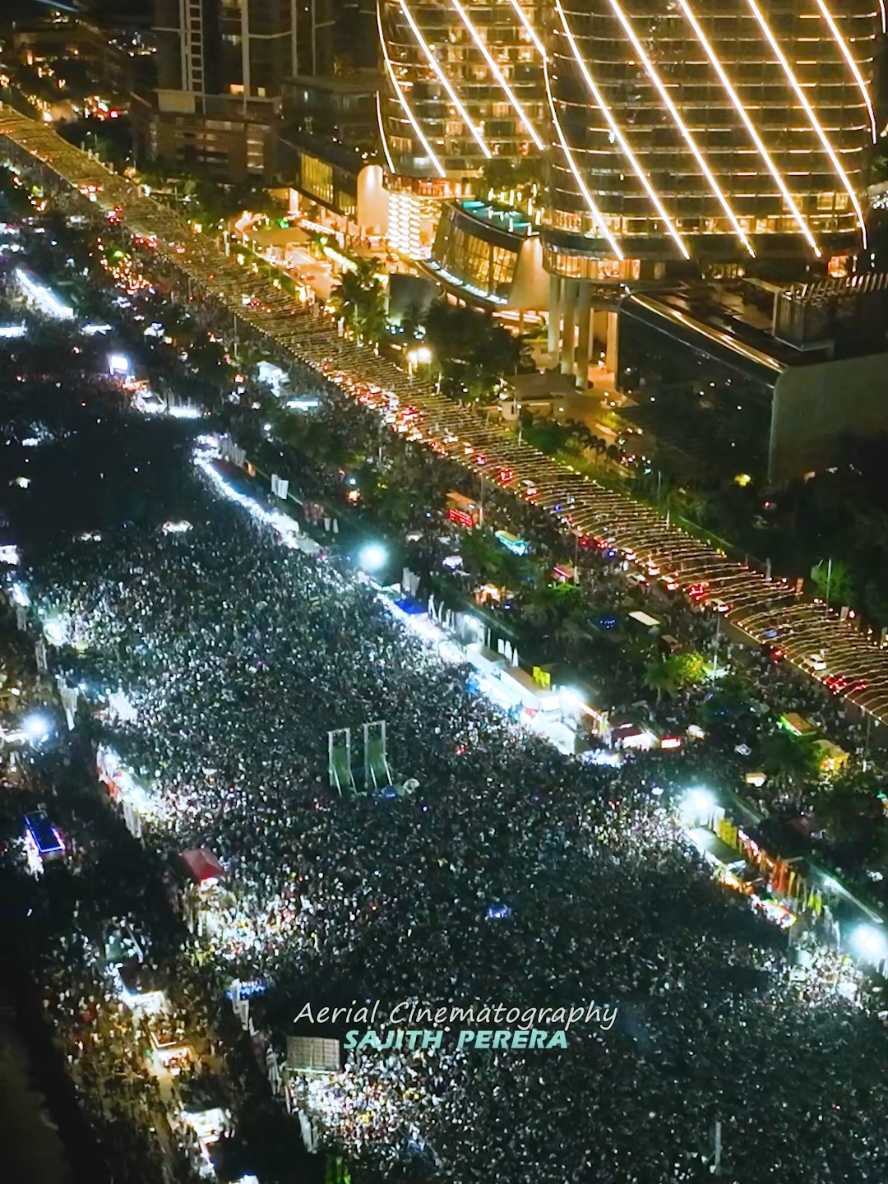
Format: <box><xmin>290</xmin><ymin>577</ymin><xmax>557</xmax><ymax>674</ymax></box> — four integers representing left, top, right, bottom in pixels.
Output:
<box><xmin>804</xmin><ymin>654</ymin><xmax>827</xmax><ymax>672</ymax></box>
<box><xmin>706</xmin><ymin>597</ymin><xmax>731</xmax><ymax>614</ymax></box>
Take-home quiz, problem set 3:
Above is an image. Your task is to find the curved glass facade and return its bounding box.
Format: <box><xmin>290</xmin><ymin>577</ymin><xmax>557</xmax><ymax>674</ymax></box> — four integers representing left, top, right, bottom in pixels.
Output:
<box><xmin>378</xmin><ymin>0</ymin><xmax>881</xmax><ymax>263</ymax></box>
<box><xmin>547</xmin><ymin>0</ymin><xmax>880</xmax><ymax>263</ymax></box>
<box><xmin>377</xmin><ymin>0</ymin><xmax>546</xmax><ymax>178</ymax></box>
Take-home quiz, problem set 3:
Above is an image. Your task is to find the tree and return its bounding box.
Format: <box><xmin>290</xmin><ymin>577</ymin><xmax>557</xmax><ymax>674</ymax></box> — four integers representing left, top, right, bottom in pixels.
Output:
<box><xmin>399</xmin><ymin>300</ymin><xmax>425</xmax><ymax>345</ymax></box>
<box><xmin>643</xmin><ymin>658</ymin><xmax>679</xmax><ymax>704</ymax></box>
<box><xmin>330</xmin><ymin>259</ymin><xmax>387</xmax><ymax>347</ymax></box>
<box><xmin>810</xmin><ymin>558</ymin><xmax>855</xmax><ymax>608</ymax></box>
<box><xmin>671</xmin><ymin>651</ymin><xmax>707</xmax><ymax>688</ymax></box>
<box><xmin>423</xmin><ymin>300</ymin><xmax>520</xmax><ymax>401</ymax></box>
<box><xmin>814</xmin><ymin>775</ymin><xmax>883</xmax><ymax>855</ymax></box>
<box><xmin>760</xmin><ymin>728</ymin><xmax>821</xmax><ymax>790</ymax></box>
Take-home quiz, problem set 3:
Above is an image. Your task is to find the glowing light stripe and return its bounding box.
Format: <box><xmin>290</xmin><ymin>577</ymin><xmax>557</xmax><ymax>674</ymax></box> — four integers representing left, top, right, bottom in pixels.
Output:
<box><xmin>676</xmin><ymin>0</ymin><xmax>821</xmax><ymax>257</ymax></box>
<box><xmin>542</xmin><ymin>55</ymin><xmax>623</xmax><ymax>259</ymax></box>
<box><xmin>378</xmin><ymin>0</ymin><xmax>446</xmax><ymax>177</ymax></box>
<box><xmin>555</xmin><ymin>0</ymin><xmax>690</xmax><ymax>260</ymax></box>
<box><xmin>507</xmin><ymin>0</ymin><xmax>547</xmax><ymax>59</ymax></box>
<box><xmin>812</xmin><ymin>0</ymin><xmax>877</xmax><ymax>143</ymax></box>
<box><xmin>746</xmin><ymin>0</ymin><xmax>867</xmax><ymax>247</ymax></box>
<box><xmin>608</xmin><ymin>0</ymin><xmax>754</xmax><ymax>257</ymax></box>
<box><xmin>881</xmin><ymin>0</ymin><xmax>887</xmax><ymax>36</ymax></box>
<box><xmin>398</xmin><ymin>0</ymin><xmax>491</xmax><ymax>158</ymax></box>
<box><xmin>448</xmin><ymin>0</ymin><xmax>544</xmax><ymax>149</ymax></box>
<box><xmin>375</xmin><ymin>90</ymin><xmax>396</xmax><ymax>173</ymax></box>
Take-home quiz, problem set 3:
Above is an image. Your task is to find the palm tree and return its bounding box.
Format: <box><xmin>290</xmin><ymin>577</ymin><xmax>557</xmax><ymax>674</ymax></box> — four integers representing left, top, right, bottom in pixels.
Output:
<box><xmin>643</xmin><ymin>658</ymin><xmax>679</xmax><ymax>704</ymax></box>
<box><xmin>814</xmin><ymin>777</ymin><xmax>882</xmax><ymax>853</ymax></box>
<box><xmin>330</xmin><ymin>260</ymin><xmax>386</xmax><ymax>347</ymax></box>
<box><xmin>760</xmin><ymin>729</ymin><xmax>821</xmax><ymax>789</ymax></box>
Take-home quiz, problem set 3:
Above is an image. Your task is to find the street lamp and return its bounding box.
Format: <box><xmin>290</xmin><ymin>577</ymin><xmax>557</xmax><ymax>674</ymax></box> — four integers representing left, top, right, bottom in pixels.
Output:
<box><xmin>850</xmin><ymin>924</ymin><xmax>888</xmax><ymax>964</ymax></box>
<box><xmin>407</xmin><ymin>345</ymin><xmax>432</xmax><ymax>376</ymax></box>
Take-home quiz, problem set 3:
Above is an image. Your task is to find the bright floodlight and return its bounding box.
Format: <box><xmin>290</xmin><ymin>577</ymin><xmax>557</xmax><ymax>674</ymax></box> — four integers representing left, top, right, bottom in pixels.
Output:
<box><xmin>108</xmin><ymin>353</ymin><xmax>131</xmax><ymax>376</ymax></box>
<box><xmin>680</xmin><ymin>787</ymin><xmax>715</xmax><ymax>822</ymax></box>
<box><xmin>43</xmin><ymin>617</ymin><xmax>67</xmax><ymax>646</ymax></box>
<box><xmin>851</xmin><ymin>924</ymin><xmax>888</xmax><ymax>963</ymax></box>
<box><xmin>358</xmin><ymin>543</ymin><xmax>387</xmax><ymax>573</ymax></box>
<box><xmin>690</xmin><ymin>787</ymin><xmax>714</xmax><ymax>813</ymax></box>
<box><xmin>23</xmin><ymin>713</ymin><xmax>51</xmax><ymax>744</ymax></box>
<box><xmin>559</xmin><ymin>687</ymin><xmax>585</xmax><ymax>713</ymax></box>
<box><xmin>408</xmin><ymin>345</ymin><xmax>432</xmax><ymax>366</ymax></box>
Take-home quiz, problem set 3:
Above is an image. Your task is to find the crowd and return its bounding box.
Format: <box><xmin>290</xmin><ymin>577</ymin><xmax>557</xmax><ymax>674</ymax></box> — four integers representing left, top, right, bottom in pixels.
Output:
<box><xmin>22</xmin><ymin>451</ymin><xmax>888</xmax><ymax>1184</ymax></box>
<box><xmin>2</xmin><ymin>197</ymin><xmax>886</xmax><ymax>1182</ymax></box>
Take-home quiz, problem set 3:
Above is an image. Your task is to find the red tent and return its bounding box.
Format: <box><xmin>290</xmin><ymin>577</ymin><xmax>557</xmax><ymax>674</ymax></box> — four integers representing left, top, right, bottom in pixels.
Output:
<box><xmin>181</xmin><ymin>847</ymin><xmax>225</xmax><ymax>883</ymax></box>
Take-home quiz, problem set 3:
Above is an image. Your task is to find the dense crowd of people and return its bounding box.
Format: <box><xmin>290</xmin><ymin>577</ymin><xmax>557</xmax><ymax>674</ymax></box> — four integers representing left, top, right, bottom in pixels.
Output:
<box><xmin>20</xmin><ymin>453</ymin><xmax>888</xmax><ymax>1184</ymax></box>
<box><xmin>2</xmin><ymin>191</ymin><xmax>886</xmax><ymax>1183</ymax></box>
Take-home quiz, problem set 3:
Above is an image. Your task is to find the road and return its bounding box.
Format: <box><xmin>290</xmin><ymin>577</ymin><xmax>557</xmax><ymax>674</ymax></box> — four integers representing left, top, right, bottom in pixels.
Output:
<box><xmin>1</xmin><ymin>101</ymin><xmax>887</xmax><ymax>726</ymax></box>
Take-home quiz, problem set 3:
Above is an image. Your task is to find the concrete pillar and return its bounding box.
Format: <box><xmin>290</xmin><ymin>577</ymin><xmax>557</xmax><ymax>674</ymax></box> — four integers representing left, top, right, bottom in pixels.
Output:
<box><xmin>574</xmin><ymin>281</ymin><xmax>592</xmax><ymax>389</ymax></box>
<box><xmin>590</xmin><ymin>309</ymin><xmax>606</xmax><ymax>365</ymax></box>
<box><xmin>547</xmin><ymin>273</ymin><xmax>561</xmax><ymax>357</ymax></box>
<box><xmin>606</xmin><ymin>310</ymin><xmax>619</xmax><ymax>373</ymax></box>
<box><xmin>560</xmin><ymin>280</ymin><xmax>576</xmax><ymax>375</ymax></box>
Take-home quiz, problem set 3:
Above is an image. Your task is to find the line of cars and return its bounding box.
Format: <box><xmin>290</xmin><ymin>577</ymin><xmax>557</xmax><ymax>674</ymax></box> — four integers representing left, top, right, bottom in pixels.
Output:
<box><xmin>5</xmin><ymin>105</ymin><xmax>888</xmax><ymax>723</ymax></box>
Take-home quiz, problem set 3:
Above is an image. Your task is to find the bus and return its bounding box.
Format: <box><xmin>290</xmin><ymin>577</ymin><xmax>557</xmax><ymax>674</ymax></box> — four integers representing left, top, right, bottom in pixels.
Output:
<box><xmin>446</xmin><ymin>491</ymin><xmax>481</xmax><ymax>529</ymax></box>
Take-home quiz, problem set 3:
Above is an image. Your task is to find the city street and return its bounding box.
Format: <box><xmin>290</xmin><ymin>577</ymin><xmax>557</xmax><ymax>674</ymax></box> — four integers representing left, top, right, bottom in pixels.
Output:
<box><xmin>2</xmin><ymin>102</ymin><xmax>887</xmax><ymax>730</ymax></box>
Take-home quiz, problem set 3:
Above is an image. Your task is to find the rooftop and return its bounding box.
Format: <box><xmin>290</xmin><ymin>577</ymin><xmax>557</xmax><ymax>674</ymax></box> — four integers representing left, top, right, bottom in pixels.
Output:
<box><xmin>456</xmin><ymin>198</ymin><xmax>536</xmax><ymax>238</ymax></box>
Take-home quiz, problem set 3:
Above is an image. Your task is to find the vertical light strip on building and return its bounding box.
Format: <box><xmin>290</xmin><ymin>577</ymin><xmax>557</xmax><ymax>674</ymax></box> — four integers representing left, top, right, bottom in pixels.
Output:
<box><xmin>378</xmin><ymin>0</ymin><xmax>447</xmax><ymax>177</ymax></box>
<box><xmin>506</xmin><ymin>0</ymin><xmax>547</xmax><ymax>59</ymax></box>
<box><xmin>746</xmin><ymin>0</ymin><xmax>867</xmax><ymax>247</ymax></box>
<box><xmin>375</xmin><ymin>90</ymin><xmax>397</xmax><ymax>173</ymax></box>
<box><xmin>675</xmin><ymin>0</ymin><xmax>821</xmax><ymax>257</ymax></box>
<box><xmin>543</xmin><ymin>56</ymin><xmax>624</xmax><ymax>259</ymax></box>
<box><xmin>554</xmin><ymin>0</ymin><xmax>690</xmax><ymax>259</ymax></box>
<box><xmin>448</xmin><ymin>0</ymin><xmax>545</xmax><ymax>149</ymax></box>
<box><xmin>608</xmin><ymin>0</ymin><xmax>755</xmax><ymax>256</ymax></box>
<box><xmin>812</xmin><ymin>0</ymin><xmax>877</xmax><ymax>142</ymax></box>
<box><xmin>397</xmin><ymin>0</ymin><xmax>492</xmax><ymax>157</ymax></box>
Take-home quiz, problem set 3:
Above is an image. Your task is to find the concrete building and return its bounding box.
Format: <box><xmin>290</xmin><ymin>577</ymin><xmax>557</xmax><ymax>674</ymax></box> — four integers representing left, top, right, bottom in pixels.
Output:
<box><xmin>423</xmin><ymin>197</ymin><xmax>548</xmax><ymax>316</ymax></box>
<box><xmin>616</xmin><ymin>277</ymin><xmax>888</xmax><ymax>483</ymax></box>
<box><xmin>133</xmin><ymin>0</ymin><xmax>304</xmax><ymax>181</ymax></box>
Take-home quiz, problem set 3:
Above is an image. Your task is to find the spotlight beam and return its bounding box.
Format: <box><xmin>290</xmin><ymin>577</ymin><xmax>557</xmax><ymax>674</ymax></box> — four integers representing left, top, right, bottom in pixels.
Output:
<box><xmin>449</xmin><ymin>0</ymin><xmax>544</xmax><ymax>150</ymax></box>
<box><xmin>376</xmin><ymin>90</ymin><xmax>396</xmax><ymax>173</ymax></box>
<box><xmin>378</xmin><ymin>0</ymin><xmax>446</xmax><ymax>177</ymax></box>
<box><xmin>746</xmin><ymin>0</ymin><xmax>867</xmax><ymax>248</ymax></box>
<box><xmin>506</xmin><ymin>0</ymin><xmax>547</xmax><ymax>59</ymax></box>
<box><xmin>812</xmin><ymin>0</ymin><xmax>877</xmax><ymax>143</ymax></box>
<box><xmin>543</xmin><ymin>55</ymin><xmax>624</xmax><ymax>260</ymax></box>
<box><xmin>608</xmin><ymin>0</ymin><xmax>755</xmax><ymax>257</ymax></box>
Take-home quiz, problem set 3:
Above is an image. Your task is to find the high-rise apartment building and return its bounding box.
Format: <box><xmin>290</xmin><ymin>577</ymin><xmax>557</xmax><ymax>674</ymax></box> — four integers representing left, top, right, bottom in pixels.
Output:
<box><xmin>377</xmin><ymin>0</ymin><xmax>546</xmax><ymax>177</ymax></box>
<box><xmin>547</xmin><ymin>0</ymin><xmax>879</xmax><ymax>271</ymax></box>
<box><xmin>136</xmin><ymin>0</ymin><xmax>316</xmax><ymax>181</ymax></box>
<box><xmin>544</xmin><ymin>0</ymin><xmax>882</xmax><ymax>385</ymax></box>
<box><xmin>382</xmin><ymin>1</ymin><xmax>882</xmax><ymax>383</ymax></box>
<box><xmin>376</xmin><ymin>0</ymin><xmax>547</xmax><ymax>254</ymax></box>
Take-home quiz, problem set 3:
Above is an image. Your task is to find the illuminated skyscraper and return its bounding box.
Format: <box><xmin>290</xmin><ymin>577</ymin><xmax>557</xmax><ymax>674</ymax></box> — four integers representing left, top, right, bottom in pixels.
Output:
<box><xmin>381</xmin><ymin>0</ymin><xmax>881</xmax><ymax>273</ymax></box>
<box><xmin>546</xmin><ymin>0</ymin><xmax>879</xmax><ymax>273</ymax></box>
<box><xmin>377</xmin><ymin>0</ymin><xmax>546</xmax><ymax>178</ymax></box>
